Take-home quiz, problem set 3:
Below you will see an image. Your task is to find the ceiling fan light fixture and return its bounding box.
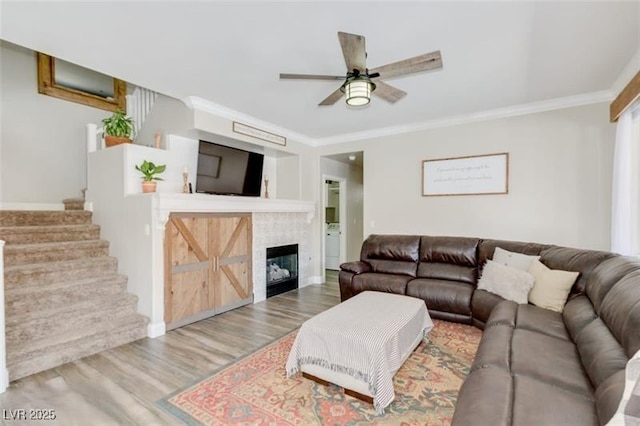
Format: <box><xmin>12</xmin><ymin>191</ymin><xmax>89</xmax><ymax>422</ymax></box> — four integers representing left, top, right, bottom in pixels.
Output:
<box><xmin>342</xmin><ymin>76</ymin><xmax>375</xmax><ymax>106</ymax></box>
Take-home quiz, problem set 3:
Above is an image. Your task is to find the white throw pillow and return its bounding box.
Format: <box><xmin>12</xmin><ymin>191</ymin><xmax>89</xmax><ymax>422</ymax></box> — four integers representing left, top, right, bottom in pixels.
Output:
<box><xmin>528</xmin><ymin>259</ymin><xmax>579</xmax><ymax>313</ymax></box>
<box><xmin>493</xmin><ymin>247</ymin><xmax>540</xmax><ymax>271</ymax></box>
<box><xmin>477</xmin><ymin>260</ymin><xmax>535</xmax><ymax>304</ymax></box>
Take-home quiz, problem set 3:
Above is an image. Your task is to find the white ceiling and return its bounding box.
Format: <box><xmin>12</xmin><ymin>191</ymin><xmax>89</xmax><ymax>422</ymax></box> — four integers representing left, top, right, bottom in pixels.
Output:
<box><xmin>2</xmin><ymin>2</ymin><xmax>638</xmax><ymax>142</ymax></box>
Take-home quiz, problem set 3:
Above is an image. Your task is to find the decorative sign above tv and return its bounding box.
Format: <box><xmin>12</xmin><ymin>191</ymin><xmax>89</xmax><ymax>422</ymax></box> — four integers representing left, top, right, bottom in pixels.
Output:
<box><xmin>196</xmin><ymin>140</ymin><xmax>264</xmax><ymax>197</ymax></box>
<box><xmin>422</xmin><ymin>153</ymin><xmax>509</xmax><ymax>196</ymax></box>
<box><xmin>232</xmin><ymin>121</ymin><xmax>286</xmax><ymax>146</ymax></box>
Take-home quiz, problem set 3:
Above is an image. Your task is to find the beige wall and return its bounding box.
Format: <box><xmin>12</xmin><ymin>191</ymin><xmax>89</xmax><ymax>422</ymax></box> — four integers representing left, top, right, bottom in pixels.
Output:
<box><xmin>319</xmin><ymin>102</ymin><xmax>615</xmax><ymax>251</ymax></box>
<box><xmin>0</xmin><ymin>42</ymin><xmax>110</xmax><ymax>204</ymax></box>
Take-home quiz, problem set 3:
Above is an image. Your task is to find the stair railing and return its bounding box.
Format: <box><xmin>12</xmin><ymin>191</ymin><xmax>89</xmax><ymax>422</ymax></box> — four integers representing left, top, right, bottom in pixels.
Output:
<box><xmin>0</xmin><ymin>240</ymin><xmax>7</xmax><ymax>393</ymax></box>
<box><xmin>86</xmin><ymin>123</ymin><xmax>103</xmax><ymax>153</ymax></box>
<box><xmin>126</xmin><ymin>86</ymin><xmax>158</xmax><ymax>136</ymax></box>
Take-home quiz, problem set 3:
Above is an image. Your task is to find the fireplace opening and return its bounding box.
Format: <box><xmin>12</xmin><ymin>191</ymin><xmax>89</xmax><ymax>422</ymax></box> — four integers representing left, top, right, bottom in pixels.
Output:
<box><xmin>266</xmin><ymin>244</ymin><xmax>298</xmax><ymax>298</ymax></box>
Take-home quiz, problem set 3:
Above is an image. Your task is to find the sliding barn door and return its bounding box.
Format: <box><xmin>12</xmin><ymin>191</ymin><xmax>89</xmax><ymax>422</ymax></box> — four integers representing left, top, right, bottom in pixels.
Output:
<box><xmin>211</xmin><ymin>215</ymin><xmax>252</xmax><ymax>310</ymax></box>
<box><xmin>165</xmin><ymin>213</ymin><xmax>253</xmax><ymax>329</ymax></box>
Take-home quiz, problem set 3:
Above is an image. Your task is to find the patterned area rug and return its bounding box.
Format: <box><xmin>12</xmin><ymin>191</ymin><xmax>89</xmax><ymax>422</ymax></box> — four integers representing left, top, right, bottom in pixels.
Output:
<box><xmin>158</xmin><ymin>320</ymin><xmax>482</xmax><ymax>425</ymax></box>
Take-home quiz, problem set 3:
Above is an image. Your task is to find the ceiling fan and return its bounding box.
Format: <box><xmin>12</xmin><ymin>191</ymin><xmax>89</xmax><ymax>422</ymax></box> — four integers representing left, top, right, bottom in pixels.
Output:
<box><xmin>280</xmin><ymin>31</ymin><xmax>443</xmax><ymax>107</ymax></box>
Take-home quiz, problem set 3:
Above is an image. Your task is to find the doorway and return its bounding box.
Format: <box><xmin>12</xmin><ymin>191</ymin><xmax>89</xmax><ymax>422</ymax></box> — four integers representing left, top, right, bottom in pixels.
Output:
<box><xmin>322</xmin><ymin>176</ymin><xmax>347</xmax><ymax>276</ymax></box>
<box><xmin>320</xmin><ymin>152</ymin><xmax>364</xmax><ymax>284</ymax></box>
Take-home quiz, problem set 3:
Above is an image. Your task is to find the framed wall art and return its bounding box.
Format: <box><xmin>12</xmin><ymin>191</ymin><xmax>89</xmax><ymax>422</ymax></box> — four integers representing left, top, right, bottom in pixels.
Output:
<box><xmin>422</xmin><ymin>152</ymin><xmax>509</xmax><ymax>196</ymax></box>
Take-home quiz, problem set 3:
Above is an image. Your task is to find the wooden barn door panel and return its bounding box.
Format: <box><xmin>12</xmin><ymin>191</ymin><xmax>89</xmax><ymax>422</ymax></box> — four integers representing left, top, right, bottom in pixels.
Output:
<box><xmin>211</xmin><ymin>215</ymin><xmax>252</xmax><ymax>309</ymax></box>
<box><xmin>167</xmin><ymin>269</ymin><xmax>210</xmax><ymax>322</ymax></box>
<box><xmin>165</xmin><ymin>215</ymin><xmax>213</xmax><ymax>326</ymax></box>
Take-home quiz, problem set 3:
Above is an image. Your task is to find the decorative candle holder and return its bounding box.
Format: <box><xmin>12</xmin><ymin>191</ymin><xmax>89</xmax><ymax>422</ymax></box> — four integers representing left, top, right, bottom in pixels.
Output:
<box><xmin>264</xmin><ymin>178</ymin><xmax>270</xmax><ymax>199</ymax></box>
<box><xmin>182</xmin><ymin>171</ymin><xmax>189</xmax><ymax>194</ymax></box>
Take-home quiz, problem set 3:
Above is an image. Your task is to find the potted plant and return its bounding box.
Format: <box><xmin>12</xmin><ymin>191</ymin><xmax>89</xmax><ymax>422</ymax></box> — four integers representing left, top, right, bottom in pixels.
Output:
<box><xmin>136</xmin><ymin>160</ymin><xmax>166</xmax><ymax>193</ymax></box>
<box><xmin>102</xmin><ymin>109</ymin><xmax>135</xmax><ymax>147</ymax></box>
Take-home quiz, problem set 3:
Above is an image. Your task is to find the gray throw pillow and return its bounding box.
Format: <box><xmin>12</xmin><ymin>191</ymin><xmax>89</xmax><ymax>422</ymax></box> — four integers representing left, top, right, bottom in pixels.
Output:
<box><xmin>478</xmin><ymin>260</ymin><xmax>535</xmax><ymax>304</ymax></box>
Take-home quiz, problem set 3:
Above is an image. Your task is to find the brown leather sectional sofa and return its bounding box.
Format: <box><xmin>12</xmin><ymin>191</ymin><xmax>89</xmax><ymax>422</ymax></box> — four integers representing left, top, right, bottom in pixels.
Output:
<box><xmin>339</xmin><ymin>234</ymin><xmax>640</xmax><ymax>425</ymax></box>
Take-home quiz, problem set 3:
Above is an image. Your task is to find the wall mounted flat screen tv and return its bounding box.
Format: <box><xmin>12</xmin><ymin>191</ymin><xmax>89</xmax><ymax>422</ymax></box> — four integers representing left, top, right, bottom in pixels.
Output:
<box><xmin>196</xmin><ymin>140</ymin><xmax>264</xmax><ymax>197</ymax></box>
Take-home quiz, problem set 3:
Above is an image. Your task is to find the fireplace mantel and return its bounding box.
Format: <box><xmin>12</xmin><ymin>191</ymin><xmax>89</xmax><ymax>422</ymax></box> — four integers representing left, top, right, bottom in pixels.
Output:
<box><xmin>151</xmin><ymin>193</ymin><xmax>316</xmax><ymax>225</ymax></box>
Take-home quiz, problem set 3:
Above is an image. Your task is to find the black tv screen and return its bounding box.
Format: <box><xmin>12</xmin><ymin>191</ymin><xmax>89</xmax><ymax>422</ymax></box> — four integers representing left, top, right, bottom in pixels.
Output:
<box><xmin>196</xmin><ymin>140</ymin><xmax>264</xmax><ymax>197</ymax></box>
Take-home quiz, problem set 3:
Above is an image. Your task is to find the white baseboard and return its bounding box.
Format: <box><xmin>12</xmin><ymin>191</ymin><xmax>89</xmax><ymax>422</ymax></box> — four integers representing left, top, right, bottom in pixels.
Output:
<box><xmin>307</xmin><ymin>276</ymin><xmax>323</xmax><ymax>285</ymax></box>
<box><xmin>147</xmin><ymin>322</ymin><xmax>166</xmax><ymax>338</ymax></box>
<box><xmin>0</xmin><ymin>202</ymin><xmax>65</xmax><ymax>211</ymax></box>
<box><xmin>0</xmin><ymin>367</ymin><xmax>8</xmax><ymax>393</ymax></box>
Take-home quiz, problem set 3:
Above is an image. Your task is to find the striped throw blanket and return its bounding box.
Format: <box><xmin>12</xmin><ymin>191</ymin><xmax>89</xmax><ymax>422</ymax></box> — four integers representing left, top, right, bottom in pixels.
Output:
<box><xmin>608</xmin><ymin>349</ymin><xmax>640</xmax><ymax>425</ymax></box>
<box><xmin>286</xmin><ymin>291</ymin><xmax>433</xmax><ymax>413</ymax></box>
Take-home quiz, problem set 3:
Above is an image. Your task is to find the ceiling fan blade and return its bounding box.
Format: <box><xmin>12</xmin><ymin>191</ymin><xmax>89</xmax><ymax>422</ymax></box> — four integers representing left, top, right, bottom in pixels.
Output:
<box><xmin>338</xmin><ymin>32</ymin><xmax>366</xmax><ymax>73</ymax></box>
<box><xmin>373</xmin><ymin>80</ymin><xmax>407</xmax><ymax>103</ymax></box>
<box><xmin>318</xmin><ymin>87</ymin><xmax>344</xmax><ymax>106</ymax></box>
<box><xmin>280</xmin><ymin>73</ymin><xmax>344</xmax><ymax>81</ymax></box>
<box><xmin>370</xmin><ymin>50</ymin><xmax>442</xmax><ymax>79</ymax></box>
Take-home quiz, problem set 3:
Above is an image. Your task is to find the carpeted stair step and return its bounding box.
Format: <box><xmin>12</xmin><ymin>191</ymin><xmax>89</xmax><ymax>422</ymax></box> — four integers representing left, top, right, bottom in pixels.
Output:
<box><xmin>4</xmin><ymin>257</ymin><xmax>118</xmax><ymax>288</ymax></box>
<box><xmin>0</xmin><ymin>224</ymin><xmax>100</xmax><ymax>244</ymax></box>
<box><xmin>0</xmin><ymin>210</ymin><xmax>92</xmax><ymax>226</ymax></box>
<box><xmin>63</xmin><ymin>198</ymin><xmax>85</xmax><ymax>211</ymax></box>
<box><xmin>3</xmin><ymin>240</ymin><xmax>110</xmax><ymax>267</ymax></box>
<box><xmin>5</xmin><ymin>274</ymin><xmax>128</xmax><ymax>317</ymax></box>
<box><xmin>7</xmin><ymin>314</ymin><xmax>149</xmax><ymax>381</ymax></box>
<box><xmin>6</xmin><ymin>293</ymin><xmax>140</xmax><ymax>346</ymax></box>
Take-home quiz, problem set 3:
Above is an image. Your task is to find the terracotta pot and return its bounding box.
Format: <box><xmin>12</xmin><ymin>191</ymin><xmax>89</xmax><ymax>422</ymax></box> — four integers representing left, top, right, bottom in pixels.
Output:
<box><xmin>105</xmin><ymin>135</ymin><xmax>132</xmax><ymax>147</ymax></box>
<box><xmin>142</xmin><ymin>181</ymin><xmax>157</xmax><ymax>193</ymax></box>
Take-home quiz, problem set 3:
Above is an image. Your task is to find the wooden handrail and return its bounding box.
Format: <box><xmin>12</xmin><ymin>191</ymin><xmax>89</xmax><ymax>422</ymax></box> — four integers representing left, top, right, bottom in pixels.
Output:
<box><xmin>611</xmin><ymin>70</ymin><xmax>640</xmax><ymax>122</ymax></box>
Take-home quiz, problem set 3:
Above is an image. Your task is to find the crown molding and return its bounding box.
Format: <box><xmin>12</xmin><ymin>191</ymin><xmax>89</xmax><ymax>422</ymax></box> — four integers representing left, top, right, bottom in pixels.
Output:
<box><xmin>184</xmin><ymin>90</ymin><xmax>614</xmax><ymax>148</ymax></box>
<box><xmin>315</xmin><ymin>90</ymin><xmax>614</xmax><ymax>146</ymax></box>
<box><xmin>182</xmin><ymin>96</ymin><xmax>317</xmax><ymax>146</ymax></box>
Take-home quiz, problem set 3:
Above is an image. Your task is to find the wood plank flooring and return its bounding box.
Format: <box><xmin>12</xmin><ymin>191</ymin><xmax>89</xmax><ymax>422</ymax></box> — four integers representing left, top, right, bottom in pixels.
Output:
<box><xmin>0</xmin><ymin>282</ymin><xmax>340</xmax><ymax>425</ymax></box>
<box><xmin>325</xmin><ymin>269</ymin><xmax>339</xmax><ymax>284</ymax></box>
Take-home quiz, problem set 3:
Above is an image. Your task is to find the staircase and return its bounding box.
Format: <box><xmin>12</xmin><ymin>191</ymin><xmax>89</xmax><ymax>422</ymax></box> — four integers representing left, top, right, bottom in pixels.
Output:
<box><xmin>0</xmin><ymin>209</ymin><xmax>149</xmax><ymax>381</ymax></box>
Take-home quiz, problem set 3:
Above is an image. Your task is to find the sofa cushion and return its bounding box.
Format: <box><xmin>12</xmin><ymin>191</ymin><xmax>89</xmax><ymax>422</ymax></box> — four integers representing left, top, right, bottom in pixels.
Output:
<box><xmin>470</xmin><ymin>324</ymin><xmax>512</xmax><ymax>372</ymax></box>
<box><xmin>511</xmin><ymin>375</ymin><xmax>598</xmax><ymax>426</ymax></box>
<box><xmin>471</xmin><ymin>289</ymin><xmax>506</xmax><ymax>324</ymax></box>
<box><xmin>540</xmin><ymin>246</ymin><xmax>616</xmax><ymax>295</ymax></box>
<box><xmin>477</xmin><ymin>260</ymin><xmax>534</xmax><ymax>304</ymax></box>
<box><xmin>528</xmin><ymin>259</ymin><xmax>579</xmax><ymax>313</ymax></box>
<box><xmin>339</xmin><ymin>260</ymin><xmax>371</xmax><ymax>275</ymax></box>
<box><xmin>360</xmin><ymin>234</ymin><xmax>420</xmax><ymax>277</ymax></box>
<box><xmin>417</xmin><ymin>236</ymin><xmax>479</xmax><ymax>284</ymax></box>
<box><xmin>418</xmin><ymin>236</ymin><xmax>479</xmax><ymax>266</ymax></box>
<box><xmin>351</xmin><ymin>272</ymin><xmax>412</xmax><ymax>296</ymax></box>
<box><xmin>451</xmin><ymin>367</ymin><xmax>512</xmax><ymax>426</ymax></box>
<box><xmin>515</xmin><ymin>303</ymin><xmax>571</xmax><ymax>341</ymax></box>
<box><xmin>595</xmin><ymin>370</ymin><xmax>626</xmax><ymax>424</ymax></box>
<box><xmin>563</xmin><ymin>295</ymin><xmax>599</xmax><ymax>342</ymax></box>
<box><xmin>406</xmin><ymin>278</ymin><xmax>473</xmax><ymax>316</ymax></box>
<box><xmin>493</xmin><ymin>246</ymin><xmax>540</xmax><ymax>271</ymax></box>
<box><xmin>574</xmin><ymin>317</ymin><xmax>627</xmax><ymax>389</ymax></box>
<box><xmin>599</xmin><ymin>269</ymin><xmax>640</xmax><ymax>357</ymax></box>
<box><xmin>586</xmin><ymin>256</ymin><xmax>640</xmax><ymax>314</ymax></box>
<box><xmin>512</xmin><ymin>329</ymin><xmax>593</xmax><ymax>397</ymax></box>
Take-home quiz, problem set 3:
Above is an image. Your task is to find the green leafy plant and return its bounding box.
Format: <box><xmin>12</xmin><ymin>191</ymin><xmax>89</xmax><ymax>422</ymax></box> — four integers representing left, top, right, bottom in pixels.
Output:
<box><xmin>136</xmin><ymin>160</ymin><xmax>166</xmax><ymax>181</ymax></box>
<box><xmin>102</xmin><ymin>109</ymin><xmax>135</xmax><ymax>138</ymax></box>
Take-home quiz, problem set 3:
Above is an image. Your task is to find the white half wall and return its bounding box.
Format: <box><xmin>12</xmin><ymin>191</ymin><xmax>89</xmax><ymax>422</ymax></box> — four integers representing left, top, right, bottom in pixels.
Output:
<box><xmin>318</xmin><ymin>102</ymin><xmax>615</xmax><ymax>251</ymax></box>
<box><xmin>0</xmin><ymin>42</ymin><xmax>110</xmax><ymax>203</ymax></box>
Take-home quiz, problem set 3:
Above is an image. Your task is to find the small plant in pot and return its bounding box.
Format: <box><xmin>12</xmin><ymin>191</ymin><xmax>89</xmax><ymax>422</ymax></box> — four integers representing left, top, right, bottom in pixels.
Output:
<box><xmin>102</xmin><ymin>109</ymin><xmax>135</xmax><ymax>147</ymax></box>
<box><xmin>136</xmin><ymin>160</ymin><xmax>166</xmax><ymax>193</ymax></box>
